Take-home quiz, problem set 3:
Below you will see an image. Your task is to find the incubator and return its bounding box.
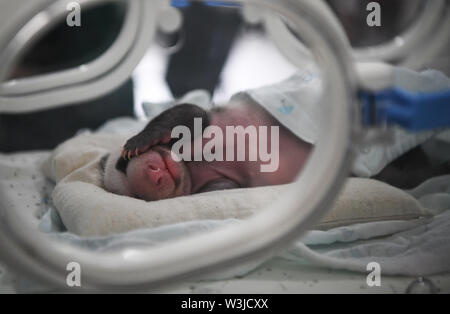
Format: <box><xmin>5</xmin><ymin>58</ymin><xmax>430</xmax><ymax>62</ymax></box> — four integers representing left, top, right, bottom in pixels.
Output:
<box><xmin>0</xmin><ymin>0</ymin><xmax>449</xmax><ymax>293</ymax></box>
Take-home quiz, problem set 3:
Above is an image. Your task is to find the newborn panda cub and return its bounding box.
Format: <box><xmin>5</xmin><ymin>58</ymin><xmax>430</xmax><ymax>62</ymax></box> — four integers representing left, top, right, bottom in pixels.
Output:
<box><xmin>104</xmin><ymin>94</ymin><xmax>312</xmax><ymax>201</ymax></box>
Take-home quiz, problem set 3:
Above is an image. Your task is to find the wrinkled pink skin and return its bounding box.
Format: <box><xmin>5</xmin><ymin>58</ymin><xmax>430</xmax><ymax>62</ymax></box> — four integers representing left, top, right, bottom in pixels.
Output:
<box><xmin>125</xmin><ymin>102</ymin><xmax>312</xmax><ymax>201</ymax></box>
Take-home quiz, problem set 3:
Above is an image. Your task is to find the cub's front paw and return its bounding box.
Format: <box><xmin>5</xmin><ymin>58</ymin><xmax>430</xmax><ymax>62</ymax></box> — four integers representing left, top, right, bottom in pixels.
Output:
<box><xmin>121</xmin><ymin>130</ymin><xmax>171</xmax><ymax>160</ymax></box>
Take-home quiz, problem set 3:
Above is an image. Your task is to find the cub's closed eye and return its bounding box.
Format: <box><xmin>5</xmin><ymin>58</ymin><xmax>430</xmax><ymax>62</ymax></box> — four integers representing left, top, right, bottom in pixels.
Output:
<box><xmin>198</xmin><ymin>178</ymin><xmax>241</xmax><ymax>193</ymax></box>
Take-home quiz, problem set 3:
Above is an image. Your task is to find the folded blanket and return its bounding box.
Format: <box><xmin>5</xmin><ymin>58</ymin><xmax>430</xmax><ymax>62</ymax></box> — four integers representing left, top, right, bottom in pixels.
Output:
<box><xmin>42</xmin><ymin>133</ymin><xmax>430</xmax><ymax>236</ymax></box>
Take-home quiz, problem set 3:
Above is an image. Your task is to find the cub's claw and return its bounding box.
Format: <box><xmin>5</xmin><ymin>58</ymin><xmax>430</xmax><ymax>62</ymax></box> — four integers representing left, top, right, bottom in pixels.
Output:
<box><xmin>121</xmin><ymin>129</ymin><xmax>171</xmax><ymax>161</ymax></box>
<box><xmin>121</xmin><ymin>143</ymin><xmax>150</xmax><ymax>160</ymax></box>
<box><xmin>121</xmin><ymin>148</ymin><xmax>136</xmax><ymax>161</ymax></box>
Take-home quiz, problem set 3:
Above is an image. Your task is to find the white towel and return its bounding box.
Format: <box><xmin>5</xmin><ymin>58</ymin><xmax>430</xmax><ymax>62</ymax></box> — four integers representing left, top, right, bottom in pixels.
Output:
<box><xmin>42</xmin><ymin>132</ymin><xmax>428</xmax><ymax>236</ymax></box>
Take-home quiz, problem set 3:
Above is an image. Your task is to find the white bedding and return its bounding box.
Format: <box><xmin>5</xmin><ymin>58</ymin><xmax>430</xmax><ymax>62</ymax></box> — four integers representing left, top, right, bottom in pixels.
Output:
<box><xmin>0</xmin><ymin>151</ymin><xmax>449</xmax><ymax>294</ymax></box>
<box><xmin>1</xmin><ymin>118</ymin><xmax>450</xmax><ymax>293</ymax></box>
<box><xmin>39</xmin><ymin>174</ymin><xmax>450</xmax><ymax>277</ymax></box>
<box><xmin>42</xmin><ymin>119</ymin><xmax>429</xmax><ymax>236</ymax></box>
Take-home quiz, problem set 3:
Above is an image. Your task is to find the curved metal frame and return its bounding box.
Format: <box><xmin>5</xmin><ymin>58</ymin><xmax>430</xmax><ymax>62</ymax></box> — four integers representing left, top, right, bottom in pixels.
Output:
<box><xmin>402</xmin><ymin>2</ymin><xmax>450</xmax><ymax>69</ymax></box>
<box><xmin>0</xmin><ymin>0</ymin><xmax>160</xmax><ymax>113</ymax></box>
<box><xmin>0</xmin><ymin>0</ymin><xmax>139</xmax><ymax>96</ymax></box>
<box><xmin>352</xmin><ymin>0</ymin><xmax>447</xmax><ymax>63</ymax></box>
<box><xmin>262</xmin><ymin>0</ymin><xmax>448</xmax><ymax>71</ymax></box>
<box><xmin>0</xmin><ymin>0</ymin><xmax>357</xmax><ymax>291</ymax></box>
<box><xmin>263</xmin><ymin>0</ymin><xmax>349</xmax><ymax>69</ymax></box>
